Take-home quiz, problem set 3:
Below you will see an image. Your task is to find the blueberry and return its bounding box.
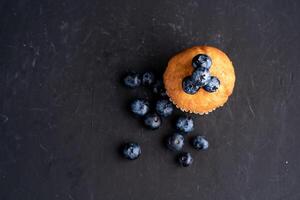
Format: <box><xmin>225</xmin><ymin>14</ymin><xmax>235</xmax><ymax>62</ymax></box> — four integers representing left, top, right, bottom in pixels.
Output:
<box><xmin>152</xmin><ymin>79</ymin><xmax>167</xmax><ymax>97</ymax></box>
<box><xmin>124</xmin><ymin>73</ymin><xmax>141</xmax><ymax>88</ymax></box>
<box><xmin>192</xmin><ymin>136</ymin><xmax>209</xmax><ymax>150</ymax></box>
<box><xmin>167</xmin><ymin>133</ymin><xmax>184</xmax><ymax>151</ymax></box>
<box><xmin>182</xmin><ymin>77</ymin><xmax>201</xmax><ymax>94</ymax></box>
<box><xmin>191</xmin><ymin>67</ymin><xmax>211</xmax><ymax>87</ymax></box>
<box><xmin>123</xmin><ymin>142</ymin><xmax>141</xmax><ymax>160</ymax></box>
<box><xmin>131</xmin><ymin>99</ymin><xmax>150</xmax><ymax>116</ymax></box>
<box><xmin>192</xmin><ymin>54</ymin><xmax>212</xmax><ymax>69</ymax></box>
<box><xmin>144</xmin><ymin>113</ymin><xmax>161</xmax><ymax>129</ymax></box>
<box><xmin>176</xmin><ymin>116</ymin><xmax>194</xmax><ymax>133</ymax></box>
<box><xmin>203</xmin><ymin>76</ymin><xmax>220</xmax><ymax>93</ymax></box>
<box><xmin>156</xmin><ymin>99</ymin><xmax>173</xmax><ymax>117</ymax></box>
<box><xmin>142</xmin><ymin>72</ymin><xmax>155</xmax><ymax>86</ymax></box>
<box><xmin>178</xmin><ymin>152</ymin><xmax>193</xmax><ymax>167</ymax></box>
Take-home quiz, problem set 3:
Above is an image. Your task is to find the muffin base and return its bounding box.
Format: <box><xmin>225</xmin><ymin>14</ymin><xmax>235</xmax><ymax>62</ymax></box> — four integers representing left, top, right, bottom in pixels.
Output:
<box><xmin>163</xmin><ymin>46</ymin><xmax>235</xmax><ymax>114</ymax></box>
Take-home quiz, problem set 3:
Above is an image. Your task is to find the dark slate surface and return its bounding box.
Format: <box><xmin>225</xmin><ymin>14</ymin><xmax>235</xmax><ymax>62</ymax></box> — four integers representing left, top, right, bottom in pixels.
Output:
<box><xmin>0</xmin><ymin>0</ymin><xmax>300</xmax><ymax>199</ymax></box>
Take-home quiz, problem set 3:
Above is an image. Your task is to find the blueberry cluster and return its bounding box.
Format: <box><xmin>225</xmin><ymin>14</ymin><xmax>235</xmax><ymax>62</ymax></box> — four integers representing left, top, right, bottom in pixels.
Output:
<box><xmin>183</xmin><ymin>54</ymin><xmax>220</xmax><ymax>94</ymax></box>
<box><xmin>122</xmin><ymin>72</ymin><xmax>209</xmax><ymax>167</ymax></box>
<box><xmin>166</xmin><ymin>117</ymin><xmax>209</xmax><ymax>167</ymax></box>
<box><xmin>124</xmin><ymin>71</ymin><xmax>171</xmax><ymax>129</ymax></box>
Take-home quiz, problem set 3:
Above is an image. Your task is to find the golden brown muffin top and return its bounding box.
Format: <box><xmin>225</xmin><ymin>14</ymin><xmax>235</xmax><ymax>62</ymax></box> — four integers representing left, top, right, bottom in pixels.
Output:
<box><xmin>163</xmin><ymin>46</ymin><xmax>235</xmax><ymax>114</ymax></box>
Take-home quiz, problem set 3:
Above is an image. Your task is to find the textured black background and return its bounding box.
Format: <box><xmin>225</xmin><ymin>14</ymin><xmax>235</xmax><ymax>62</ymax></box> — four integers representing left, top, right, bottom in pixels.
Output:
<box><xmin>0</xmin><ymin>0</ymin><xmax>300</xmax><ymax>199</ymax></box>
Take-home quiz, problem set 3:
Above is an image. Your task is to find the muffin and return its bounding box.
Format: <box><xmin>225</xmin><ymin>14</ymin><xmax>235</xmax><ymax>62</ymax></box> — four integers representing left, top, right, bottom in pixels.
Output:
<box><xmin>163</xmin><ymin>46</ymin><xmax>235</xmax><ymax>114</ymax></box>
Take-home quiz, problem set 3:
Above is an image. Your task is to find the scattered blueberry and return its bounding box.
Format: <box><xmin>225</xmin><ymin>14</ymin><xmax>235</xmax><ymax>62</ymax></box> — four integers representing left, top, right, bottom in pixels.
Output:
<box><xmin>178</xmin><ymin>152</ymin><xmax>193</xmax><ymax>167</ymax></box>
<box><xmin>156</xmin><ymin>99</ymin><xmax>173</xmax><ymax>117</ymax></box>
<box><xmin>203</xmin><ymin>76</ymin><xmax>220</xmax><ymax>93</ymax></box>
<box><xmin>131</xmin><ymin>99</ymin><xmax>150</xmax><ymax>116</ymax></box>
<box><xmin>191</xmin><ymin>67</ymin><xmax>211</xmax><ymax>87</ymax></box>
<box><xmin>192</xmin><ymin>136</ymin><xmax>209</xmax><ymax>150</ymax></box>
<box><xmin>167</xmin><ymin>133</ymin><xmax>184</xmax><ymax>151</ymax></box>
<box><xmin>122</xmin><ymin>68</ymin><xmax>214</xmax><ymax>166</ymax></box>
<box><xmin>123</xmin><ymin>142</ymin><xmax>141</xmax><ymax>160</ymax></box>
<box><xmin>176</xmin><ymin>116</ymin><xmax>194</xmax><ymax>133</ymax></box>
<box><xmin>182</xmin><ymin>76</ymin><xmax>201</xmax><ymax>94</ymax></box>
<box><xmin>192</xmin><ymin>54</ymin><xmax>212</xmax><ymax>69</ymax></box>
<box><xmin>142</xmin><ymin>72</ymin><xmax>155</xmax><ymax>86</ymax></box>
<box><xmin>152</xmin><ymin>80</ymin><xmax>167</xmax><ymax>97</ymax></box>
<box><xmin>144</xmin><ymin>113</ymin><xmax>162</xmax><ymax>129</ymax></box>
<box><xmin>124</xmin><ymin>73</ymin><xmax>141</xmax><ymax>88</ymax></box>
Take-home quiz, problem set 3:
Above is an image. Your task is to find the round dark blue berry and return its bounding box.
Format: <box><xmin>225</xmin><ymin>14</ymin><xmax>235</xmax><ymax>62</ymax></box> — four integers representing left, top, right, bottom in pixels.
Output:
<box><xmin>182</xmin><ymin>77</ymin><xmax>201</xmax><ymax>95</ymax></box>
<box><xmin>123</xmin><ymin>73</ymin><xmax>141</xmax><ymax>88</ymax></box>
<box><xmin>144</xmin><ymin>113</ymin><xmax>161</xmax><ymax>129</ymax></box>
<box><xmin>142</xmin><ymin>72</ymin><xmax>155</xmax><ymax>86</ymax></box>
<box><xmin>191</xmin><ymin>67</ymin><xmax>211</xmax><ymax>87</ymax></box>
<box><xmin>131</xmin><ymin>99</ymin><xmax>150</xmax><ymax>116</ymax></box>
<box><xmin>167</xmin><ymin>133</ymin><xmax>184</xmax><ymax>151</ymax></box>
<box><xmin>203</xmin><ymin>76</ymin><xmax>220</xmax><ymax>93</ymax></box>
<box><xmin>123</xmin><ymin>142</ymin><xmax>141</xmax><ymax>160</ymax></box>
<box><xmin>152</xmin><ymin>80</ymin><xmax>167</xmax><ymax>97</ymax></box>
<box><xmin>192</xmin><ymin>54</ymin><xmax>212</xmax><ymax>69</ymax></box>
<box><xmin>178</xmin><ymin>152</ymin><xmax>193</xmax><ymax>167</ymax></box>
<box><xmin>192</xmin><ymin>136</ymin><xmax>209</xmax><ymax>150</ymax></box>
<box><xmin>156</xmin><ymin>99</ymin><xmax>173</xmax><ymax>117</ymax></box>
<box><xmin>176</xmin><ymin>116</ymin><xmax>194</xmax><ymax>133</ymax></box>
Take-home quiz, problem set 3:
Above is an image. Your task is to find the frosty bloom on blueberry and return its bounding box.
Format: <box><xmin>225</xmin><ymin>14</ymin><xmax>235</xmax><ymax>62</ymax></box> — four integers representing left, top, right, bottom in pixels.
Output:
<box><xmin>204</xmin><ymin>76</ymin><xmax>220</xmax><ymax>93</ymax></box>
<box><xmin>176</xmin><ymin>116</ymin><xmax>194</xmax><ymax>133</ymax></box>
<box><xmin>124</xmin><ymin>72</ymin><xmax>141</xmax><ymax>88</ymax></box>
<box><xmin>131</xmin><ymin>99</ymin><xmax>150</xmax><ymax>116</ymax></box>
<box><xmin>166</xmin><ymin>133</ymin><xmax>184</xmax><ymax>151</ymax></box>
<box><xmin>191</xmin><ymin>67</ymin><xmax>211</xmax><ymax>87</ymax></box>
<box><xmin>192</xmin><ymin>54</ymin><xmax>212</xmax><ymax>70</ymax></box>
<box><xmin>192</xmin><ymin>136</ymin><xmax>209</xmax><ymax>150</ymax></box>
<box><xmin>178</xmin><ymin>152</ymin><xmax>193</xmax><ymax>167</ymax></box>
<box><xmin>144</xmin><ymin>113</ymin><xmax>161</xmax><ymax>129</ymax></box>
<box><xmin>182</xmin><ymin>76</ymin><xmax>201</xmax><ymax>94</ymax></box>
<box><xmin>156</xmin><ymin>99</ymin><xmax>173</xmax><ymax>117</ymax></box>
<box><xmin>123</xmin><ymin>142</ymin><xmax>141</xmax><ymax>160</ymax></box>
<box><xmin>142</xmin><ymin>72</ymin><xmax>155</xmax><ymax>86</ymax></box>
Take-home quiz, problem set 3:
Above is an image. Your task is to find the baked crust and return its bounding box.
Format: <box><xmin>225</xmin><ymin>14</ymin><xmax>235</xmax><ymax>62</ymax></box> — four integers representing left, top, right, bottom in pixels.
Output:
<box><xmin>163</xmin><ymin>46</ymin><xmax>235</xmax><ymax>114</ymax></box>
